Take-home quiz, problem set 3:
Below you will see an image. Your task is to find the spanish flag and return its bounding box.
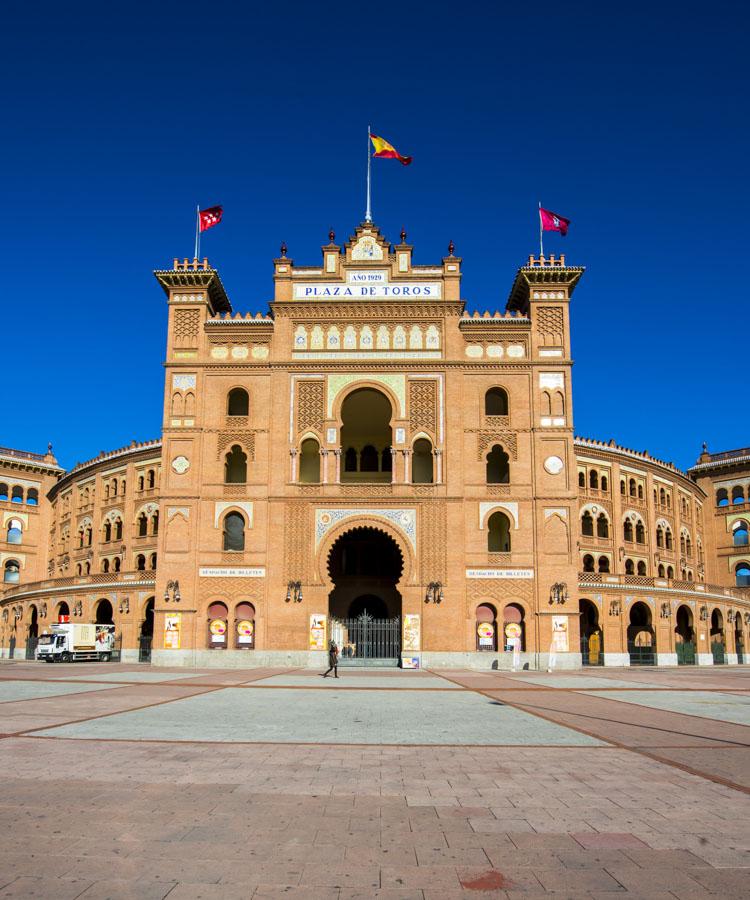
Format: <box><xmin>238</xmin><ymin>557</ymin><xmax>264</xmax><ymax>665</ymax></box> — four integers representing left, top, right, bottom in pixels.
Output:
<box><xmin>370</xmin><ymin>132</ymin><xmax>412</xmax><ymax>166</ymax></box>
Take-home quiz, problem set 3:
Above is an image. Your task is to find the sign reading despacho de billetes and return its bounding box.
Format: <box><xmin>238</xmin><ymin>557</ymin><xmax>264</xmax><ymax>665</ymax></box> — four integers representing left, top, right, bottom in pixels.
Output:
<box><xmin>466</xmin><ymin>568</ymin><xmax>534</xmax><ymax>579</ymax></box>
<box><xmin>199</xmin><ymin>567</ymin><xmax>265</xmax><ymax>578</ymax></box>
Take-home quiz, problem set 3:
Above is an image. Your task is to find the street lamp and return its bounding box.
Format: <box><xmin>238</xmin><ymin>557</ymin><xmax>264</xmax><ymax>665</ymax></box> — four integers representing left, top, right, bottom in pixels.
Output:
<box><xmin>425</xmin><ymin>582</ymin><xmax>443</xmax><ymax>604</ymax></box>
<box><xmin>549</xmin><ymin>582</ymin><xmax>568</xmax><ymax>605</ymax></box>
<box><xmin>164</xmin><ymin>580</ymin><xmax>181</xmax><ymax>603</ymax></box>
<box><xmin>286</xmin><ymin>581</ymin><xmax>303</xmax><ymax>603</ymax></box>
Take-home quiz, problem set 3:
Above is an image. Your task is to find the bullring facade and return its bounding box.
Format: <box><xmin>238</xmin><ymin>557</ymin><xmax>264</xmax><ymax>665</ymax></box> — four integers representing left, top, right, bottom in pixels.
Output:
<box><xmin>1</xmin><ymin>223</ymin><xmax>748</xmax><ymax>667</ymax></box>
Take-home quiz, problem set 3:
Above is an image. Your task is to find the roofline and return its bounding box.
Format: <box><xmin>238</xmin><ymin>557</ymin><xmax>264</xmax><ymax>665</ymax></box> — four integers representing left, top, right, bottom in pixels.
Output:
<box><xmin>48</xmin><ymin>440</ymin><xmax>162</xmax><ymax>500</ymax></box>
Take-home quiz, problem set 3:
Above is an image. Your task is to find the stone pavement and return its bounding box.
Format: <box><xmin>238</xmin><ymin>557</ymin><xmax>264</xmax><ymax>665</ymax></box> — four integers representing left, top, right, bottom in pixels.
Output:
<box><xmin>0</xmin><ymin>661</ymin><xmax>748</xmax><ymax>898</ymax></box>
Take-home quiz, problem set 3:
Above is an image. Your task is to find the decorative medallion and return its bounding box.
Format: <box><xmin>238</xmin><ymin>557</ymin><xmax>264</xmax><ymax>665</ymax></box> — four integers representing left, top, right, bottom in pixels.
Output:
<box><xmin>544</xmin><ymin>456</ymin><xmax>564</xmax><ymax>475</ymax></box>
<box><xmin>171</xmin><ymin>456</ymin><xmax>190</xmax><ymax>475</ymax></box>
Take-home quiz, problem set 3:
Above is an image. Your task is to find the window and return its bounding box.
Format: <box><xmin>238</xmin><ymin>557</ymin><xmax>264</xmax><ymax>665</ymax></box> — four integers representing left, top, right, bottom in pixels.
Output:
<box><xmin>102</xmin><ymin>559</ymin><xmax>110</xmax><ymax>573</ymax></box>
<box><xmin>659</xmin><ymin>488</ymin><xmax>666</xmax><ymax>506</ymax></box>
<box><xmin>113</xmin><ymin>557</ymin><xmax>121</xmax><ymax>573</ymax></box>
<box><xmin>148</xmin><ymin>470</ymin><xmax>155</xmax><ymax>489</ymax></box>
<box><xmin>224</xmin><ymin>445</ymin><xmax>247</xmax><ymax>483</ymax></box>
<box><xmin>114</xmin><ymin>519</ymin><xmax>123</xmax><ymax>541</ymax></box>
<box><xmin>735</xmin><ymin>563</ymin><xmax>750</xmax><ymax>587</ymax></box>
<box><xmin>667</xmin><ymin>565</ymin><xmax>674</xmax><ymax>579</ymax></box>
<box><xmin>596</xmin><ymin>514</ymin><xmax>609</xmax><ymax>538</ymax></box>
<box><xmin>86</xmin><ymin>527</ymin><xmax>92</xmax><ymax>547</ymax></box>
<box><xmin>136</xmin><ymin>554</ymin><xmax>146</xmax><ymax>571</ymax></box>
<box><xmin>150</xmin><ymin>553</ymin><xmax>157</xmax><ymax>570</ymax></box>
<box><xmin>637</xmin><ymin>484</ymin><xmax>644</xmax><ymax>500</ymax></box>
<box><xmin>658</xmin><ymin>564</ymin><xmax>665</xmax><ymax>577</ymax></box>
<box><xmin>732</xmin><ymin>486</ymin><xmax>745</xmax><ymax>505</ymax></box>
<box><xmin>601</xmin><ymin>475</ymin><xmax>608</xmax><ymax>492</ymax></box>
<box><xmin>582</xmin><ymin>554</ymin><xmax>595</xmax><ymax>572</ymax></box>
<box><xmin>227</xmin><ymin>388</ymin><xmax>249</xmax><ymax>416</ymax></box>
<box><xmin>111</xmin><ymin>479</ymin><xmax>118</xmax><ymax>497</ymax></box>
<box><xmin>484</xmin><ymin>387</ymin><xmax>508</xmax><ymax>416</ymax></box>
<box><xmin>104</xmin><ymin>521</ymin><xmax>112</xmax><ymax>542</ymax></box>
<box><xmin>487</xmin><ymin>511</ymin><xmax>511</xmax><ymax>552</ymax></box>
<box><xmin>486</xmin><ymin>445</ymin><xmax>510</xmax><ymax>484</ymax></box>
<box><xmin>717</xmin><ymin>488</ymin><xmax>729</xmax><ymax>507</ymax></box>
<box><xmin>623</xmin><ymin>519</ymin><xmax>634</xmax><ymax>542</ymax></box>
<box><xmin>581</xmin><ymin>512</ymin><xmax>594</xmax><ymax>536</ymax></box>
<box><xmin>151</xmin><ymin>512</ymin><xmax>159</xmax><ymax>535</ymax></box>
<box><xmin>625</xmin><ymin>559</ymin><xmax>634</xmax><ymax>575</ymax></box>
<box><xmin>598</xmin><ymin>556</ymin><xmax>610</xmax><ymax>573</ymax></box>
<box><xmin>299</xmin><ymin>438</ymin><xmax>321</xmax><ymax>483</ymax></box>
<box><xmin>686</xmin><ymin>536</ymin><xmax>692</xmax><ymax>557</ymax></box>
<box><xmin>733</xmin><ymin>522</ymin><xmax>749</xmax><ymax>546</ymax></box>
<box><xmin>637</xmin><ymin>561</ymin><xmax>647</xmax><ymax>576</ymax></box>
<box><xmin>578</xmin><ymin>471</ymin><xmax>585</xmax><ymax>488</ymax></box>
<box><xmin>656</xmin><ymin>526</ymin><xmax>664</xmax><ymax>548</ymax></box>
<box><xmin>0</xmin><ymin>483</ymin><xmax>8</xmax><ymax>501</ymax></box>
<box><xmin>680</xmin><ymin>534</ymin><xmax>686</xmax><ymax>556</ymax></box>
<box><xmin>4</xmin><ymin>560</ymin><xmax>20</xmax><ymax>583</ymax></box>
<box><xmin>665</xmin><ymin>528</ymin><xmax>673</xmax><ymax>550</ymax></box>
<box><xmin>138</xmin><ymin>475</ymin><xmax>144</xmax><ymax>491</ymax></box>
<box><xmin>620</xmin><ymin>479</ymin><xmax>626</xmax><ymax>495</ymax></box>
<box><xmin>11</xmin><ymin>486</ymin><xmax>23</xmax><ymax>504</ymax></box>
<box><xmin>629</xmin><ymin>479</ymin><xmax>636</xmax><ymax>498</ymax></box>
<box><xmin>223</xmin><ymin>512</ymin><xmax>245</xmax><ymax>551</ymax></box>
<box><xmin>589</xmin><ymin>470</ymin><xmax>598</xmax><ymax>489</ymax></box>
<box><xmin>412</xmin><ymin>438</ymin><xmax>434</xmax><ymax>484</ymax></box>
<box><xmin>137</xmin><ymin>514</ymin><xmax>147</xmax><ymax>537</ymax></box>
<box><xmin>635</xmin><ymin>521</ymin><xmax>645</xmax><ymax>543</ymax></box>
<box><xmin>6</xmin><ymin>519</ymin><xmax>22</xmax><ymax>544</ymax></box>
<box><xmin>27</xmin><ymin>488</ymin><xmax>38</xmax><ymax>506</ymax></box>
<box><xmin>360</xmin><ymin>444</ymin><xmax>379</xmax><ymax>472</ymax></box>
<box><xmin>344</xmin><ymin>447</ymin><xmax>357</xmax><ymax>472</ymax></box>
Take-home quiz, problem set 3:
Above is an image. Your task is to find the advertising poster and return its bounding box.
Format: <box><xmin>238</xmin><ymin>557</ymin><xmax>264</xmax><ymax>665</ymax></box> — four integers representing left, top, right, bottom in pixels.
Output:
<box><xmin>209</xmin><ymin>619</ymin><xmax>227</xmax><ymax>644</ymax></box>
<box><xmin>402</xmin><ymin>656</ymin><xmax>420</xmax><ymax>669</ymax></box>
<box><xmin>477</xmin><ymin>622</ymin><xmax>495</xmax><ymax>648</ymax></box>
<box><xmin>403</xmin><ymin>614</ymin><xmax>421</xmax><ymax>651</ymax></box>
<box><xmin>237</xmin><ymin>619</ymin><xmax>254</xmax><ymax>646</ymax></box>
<box><xmin>551</xmin><ymin>616</ymin><xmax>569</xmax><ymax>652</ymax></box>
<box><xmin>164</xmin><ymin>613</ymin><xmax>181</xmax><ymax>650</ymax></box>
<box><xmin>309</xmin><ymin>614</ymin><xmax>326</xmax><ymax>650</ymax></box>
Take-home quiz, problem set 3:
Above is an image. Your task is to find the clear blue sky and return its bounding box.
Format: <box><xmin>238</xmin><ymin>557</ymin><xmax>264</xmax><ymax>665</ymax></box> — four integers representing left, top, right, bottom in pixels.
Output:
<box><xmin>2</xmin><ymin>1</ymin><xmax>746</xmax><ymax>472</ymax></box>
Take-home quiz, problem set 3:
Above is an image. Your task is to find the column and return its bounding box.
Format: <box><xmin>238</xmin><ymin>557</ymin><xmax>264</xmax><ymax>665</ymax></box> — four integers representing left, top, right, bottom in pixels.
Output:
<box><xmin>434</xmin><ymin>448</ymin><xmax>443</xmax><ymax>484</ymax></box>
<box><xmin>334</xmin><ymin>449</ymin><xmax>342</xmax><ymax>484</ymax></box>
<box><xmin>289</xmin><ymin>448</ymin><xmax>298</xmax><ymax>483</ymax></box>
<box><xmin>403</xmin><ymin>449</ymin><xmax>412</xmax><ymax>484</ymax></box>
<box><xmin>321</xmin><ymin>449</ymin><xmax>329</xmax><ymax>485</ymax></box>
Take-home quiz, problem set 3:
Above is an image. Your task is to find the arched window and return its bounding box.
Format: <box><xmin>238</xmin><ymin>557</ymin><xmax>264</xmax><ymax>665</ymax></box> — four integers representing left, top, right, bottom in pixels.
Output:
<box><xmin>111</xmin><ymin>479</ymin><xmax>118</xmax><ymax>497</ymax></box>
<box><xmin>623</xmin><ymin>519</ymin><xmax>634</xmax><ymax>542</ymax></box>
<box><xmin>658</xmin><ymin>564</ymin><xmax>665</xmax><ymax>577</ymax></box>
<box><xmin>486</xmin><ymin>445</ymin><xmax>510</xmax><ymax>484</ymax></box>
<box><xmin>635</xmin><ymin>521</ymin><xmax>645</xmax><ymax>544</ymax></box>
<box><xmin>665</xmin><ymin>528</ymin><xmax>673</xmax><ymax>550</ymax></box>
<box><xmin>659</xmin><ymin>488</ymin><xmax>666</xmax><ymax>506</ymax></box>
<box><xmin>601</xmin><ymin>475</ymin><xmax>608</xmax><ymax>492</ymax></box>
<box><xmin>637</xmin><ymin>484</ymin><xmax>644</xmax><ymax>500</ymax></box>
<box><xmin>735</xmin><ymin>563</ymin><xmax>750</xmax><ymax>587</ymax></box>
<box><xmin>138</xmin><ymin>475</ymin><xmax>145</xmax><ymax>491</ymax></box>
<box><xmin>86</xmin><ymin>527</ymin><xmax>92</xmax><ymax>546</ymax></box>
<box><xmin>344</xmin><ymin>447</ymin><xmax>357</xmax><ymax>472</ymax></box>
<box><xmin>137</xmin><ymin>514</ymin><xmax>147</xmax><ymax>537</ymax></box>
<box><xmin>6</xmin><ymin>519</ymin><xmax>22</xmax><ymax>544</ymax></box>
<box><xmin>114</xmin><ymin>518</ymin><xmax>123</xmax><ymax>541</ymax></box>
<box><xmin>598</xmin><ymin>556</ymin><xmax>610</xmax><ymax>573</ymax></box>
<box><xmin>733</xmin><ymin>522</ymin><xmax>749</xmax><ymax>546</ymax></box>
<box><xmin>686</xmin><ymin>536</ymin><xmax>692</xmax><ymax>557</ymax></box>
<box><xmin>104</xmin><ymin>521</ymin><xmax>112</xmax><ymax>542</ymax></box>
<box><xmin>589</xmin><ymin>470</ymin><xmax>598</xmax><ymax>489</ymax></box>
<box><xmin>3</xmin><ymin>560</ymin><xmax>19</xmax><ymax>583</ymax></box>
<box><xmin>687</xmin><ymin>570</ymin><xmax>693</xmax><ymax>581</ymax></box>
<box><xmin>11</xmin><ymin>486</ymin><xmax>23</xmax><ymax>504</ymax></box>
<box><xmin>487</xmin><ymin>511</ymin><xmax>511</xmax><ymax>552</ymax></box>
<box><xmin>629</xmin><ymin>479</ymin><xmax>636</xmax><ymax>497</ymax></box>
<box><xmin>76</xmin><ymin>564</ymin><xmax>82</xmax><ymax>576</ymax></box>
<box><xmin>84</xmin><ymin>562</ymin><xmax>91</xmax><ymax>575</ymax></box>
<box><xmin>150</xmin><ymin>553</ymin><xmax>157</xmax><ymax>570</ymax></box>
<box><xmin>0</xmin><ymin>483</ymin><xmax>8</xmax><ymax>501</ymax></box>
<box><xmin>637</xmin><ymin>561</ymin><xmax>647</xmax><ymax>576</ymax></box>
<box><xmin>581</xmin><ymin>512</ymin><xmax>594</xmax><ymax>536</ymax></box>
<box><xmin>680</xmin><ymin>534</ymin><xmax>686</xmax><ymax>555</ymax></box>
<box><xmin>224</xmin><ymin>445</ymin><xmax>247</xmax><ymax>483</ymax></box>
<box><xmin>299</xmin><ymin>438</ymin><xmax>321</xmax><ymax>483</ymax></box>
<box><xmin>151</xmin><ymin>512</ymin><xmax>159</xmax><ymax>535</ymax></box>
<box><xmin>484</xmin><ymin>387</ymin><xmax>508</xmax><ymax>416</ymax></box>
<box><xmin>582</xmin><ymin>554</ymin><xmax>595</xmax><ymax>572</ymax></box>
<box><xmin>625</xmin><ymin>559</ymin><xmax>635</xmax><ymax>575</ymax></box>
<box><xmin>717</xmin><ymin>488</ymin><xmax>729</xmax><ymax>507</ymax></box>
<box><xmin>223</xmin><ymin>512</ymin><xmax>245</xmax><ymax>552</ymax></box>
<box><xmin>620</xmin><ymin>479</ymin><xmax>626</xmax><ymax>495</ymax></box>
<box><xmin>596</xmin><ymin>514</ymin><xmax>609</xmax><ymax>538</ymax></box>
<box><xmin>26</xmin><ymin>488</ymin><xmax>38</xmax><ymax>506</ymax></box>
<box><xmin>148</xmin><ymin>470</ymin><xmax>155</xmax><ymax>489</ymax></box>
<box><xmin>412</xmin><ymin>438</ymin><xmax>434</xmax><ymax>484</ymax></box>
<box><xmin>102</xmin><ymin>558</ymin><xmax>110</xmax><ymax>573</ymax></box>
<box><xmin>136</xmin><ymin>554</ymin><xmax>146</xmax><ymax>571</ymax></box>
<box><xmin>113</xmin><ymin>557</ymin><xmax>121</xmax><ymax>573</ymax></box>
<box><xmin>578</xmin><ymin>471</ymin><xmax>585</xmax><ymax>488</ymax></box>
<box><xmin>381</xmin><ymin>448</ymin><xmax>392</xmax><ymax>472</ymax></box>
<box><xmin>104</xmin><ymin>484</ymin><xmax>110</xmax><ymax>501</ymax></box>
<box><xmin>227</xmin><ymin>388</ymin><xmax>249</xmax><ymax>416</ymax></box>
<box><xmin>732</xmin><ymin>486</ymin><xmax>745</xmax><ymax>505</ymax></box>
<box><xmin>656</xmin><ymin>526</ymin><xmax>664</xmax><ymax>548</ymax></box>
<box><xmin>667</xmin><ymin>565</ymin><xmax>674</xmax><ymax>579</ymax></box>
<box><xmin>78</xmin><ymin>528</ymin><xmax>84</xmax><ymax>549</ymax></box>
<box><xmin>360</xmin><ymin>445</ymin><xmax>379</xmax><ymax>472</ymax></box>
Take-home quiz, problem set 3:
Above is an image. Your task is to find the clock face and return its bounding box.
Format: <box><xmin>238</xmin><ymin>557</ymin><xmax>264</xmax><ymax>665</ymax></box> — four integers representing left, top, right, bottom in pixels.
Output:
<box><xmin>352</xmin><ymin>236</ymin><xmax>383</xmax><ymax>261</ymax></box>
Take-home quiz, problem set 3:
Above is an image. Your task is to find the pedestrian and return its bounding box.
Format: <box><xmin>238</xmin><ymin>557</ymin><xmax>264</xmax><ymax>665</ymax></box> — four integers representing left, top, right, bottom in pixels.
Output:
<box><xmin>322</xmin><ymin>639</ymin><xmax>339</xmax><ymax>678</ymax></box>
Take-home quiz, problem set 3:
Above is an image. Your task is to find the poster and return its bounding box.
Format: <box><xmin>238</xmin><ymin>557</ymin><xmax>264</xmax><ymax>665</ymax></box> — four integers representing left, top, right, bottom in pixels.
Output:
<box><xmin>551</xmin><ymin>616</ymin><xmax>569</xmax><ymax>652</ymax></box>
<box><xmin>164</xmin><ymin>613</ymin><xmax>181</xmax><ymax>650</ymax></box>
<box><xmin>237</xmin><ymin>619</ymin><xmax>254</xmax><ymax>646</ymax></box>
<box><xmin>402</xmin><ymin>656</ymin><xmax>420</xmax><ymax>669</ymax></box>
<box><xmin>477</xmin><ymin>622</ymin><xmax>495</xmax><ymax>648</ymax></box>
<box><xmin>309</xmin><ymin>614</ymin><xmax>326</xmax><ymax>650</ymax></box>
<box><xmin>403</xmin><ymin>614</ymin><xmax>421</xmax><ymax>652</ymax></box>
<box><xmin>209</xmin><ymin>619</ymin><xmax>226</xmax><ymax>644</ymax></box>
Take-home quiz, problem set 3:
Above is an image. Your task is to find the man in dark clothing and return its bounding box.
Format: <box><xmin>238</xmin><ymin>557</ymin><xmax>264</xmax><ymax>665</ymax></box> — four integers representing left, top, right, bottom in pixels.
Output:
<box><xmin>322</xmin><ymin>639</ymin><xmax>339</xmax><ymax>678</ymax></box>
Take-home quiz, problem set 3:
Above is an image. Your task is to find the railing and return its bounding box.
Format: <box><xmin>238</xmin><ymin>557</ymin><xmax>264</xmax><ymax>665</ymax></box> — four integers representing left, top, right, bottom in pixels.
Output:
<box><xmin>578</xmin><ymin>571</ymin><xmax>746</xmax><ymax>601</ymax></box>
<box><xmin>0</xmin><ymin>446</ymin><xmax>48</xmax><ymax>462</ymax></box>
<box><xmin>1</xmin><ymin>570</ymin><xmax>155</xmax><ymax>600</ymax></box>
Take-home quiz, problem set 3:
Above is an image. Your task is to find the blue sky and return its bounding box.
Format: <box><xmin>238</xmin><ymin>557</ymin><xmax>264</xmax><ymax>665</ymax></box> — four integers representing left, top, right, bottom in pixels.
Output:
<box><xmin>2</xmin><ymin>1</ymin><xmax>746</xmax><ymax>471</ymax></box>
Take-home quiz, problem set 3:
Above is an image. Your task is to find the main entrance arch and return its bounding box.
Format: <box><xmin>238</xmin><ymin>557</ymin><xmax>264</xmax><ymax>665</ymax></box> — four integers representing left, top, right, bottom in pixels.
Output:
<box><xmin>327</xmin><ymin>526</ymin><xmax>402</xmax><ymax>665</ymax></box>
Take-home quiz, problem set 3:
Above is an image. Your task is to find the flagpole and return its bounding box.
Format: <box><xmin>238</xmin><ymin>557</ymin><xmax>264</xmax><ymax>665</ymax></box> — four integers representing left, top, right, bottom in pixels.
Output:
<box><xmin>195</xmin><ymin>205</ymin><xmax>200</xmax><ymax>259</ymax></box>
<box><xmin>538</xmin><ymin>201</ymin><xmax>543</xmax><ymax>258</ymax></box>
<box><xmin>365</xmin><ymin>125</ymin><xmax>372</xmax><ymax>223</ymax></box>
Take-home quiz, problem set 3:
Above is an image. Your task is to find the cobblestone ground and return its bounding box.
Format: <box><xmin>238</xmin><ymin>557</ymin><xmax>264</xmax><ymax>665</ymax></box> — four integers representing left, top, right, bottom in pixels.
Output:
<box><xmin>0</xmin><ymin>662</ymin><xmax>748</xmax><ymax>898</ymax></box>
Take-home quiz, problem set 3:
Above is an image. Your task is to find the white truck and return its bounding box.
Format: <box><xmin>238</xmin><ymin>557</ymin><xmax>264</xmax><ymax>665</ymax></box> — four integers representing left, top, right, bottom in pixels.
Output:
<box><xmin>37</xmin><ymin>623</ymin><xmax>116</xmax><ymax>663</ymax></box>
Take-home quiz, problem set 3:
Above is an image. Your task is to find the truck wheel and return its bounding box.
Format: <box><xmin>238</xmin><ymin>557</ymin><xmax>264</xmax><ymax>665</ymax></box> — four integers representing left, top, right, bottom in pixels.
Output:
<box><xmin>61</xmin><ymin>652</ymin><xmax>72</xmax><ymax>663</ymax></box>
<box><xmin>100</xmin><ymin>653</ymin><xmax>110</xmax><ymax>663</ymax></box>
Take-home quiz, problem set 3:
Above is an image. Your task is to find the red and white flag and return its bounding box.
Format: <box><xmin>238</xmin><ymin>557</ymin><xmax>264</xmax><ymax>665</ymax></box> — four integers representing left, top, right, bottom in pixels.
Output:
<box><xmin>539</xmin><ymin>207</ymin><xmax>570</xmax><ymax>236</ymax></box>
<box><xmin>199</xmin><ymin>205</ymin><xmax>223</xmax><ymax>232</ymax></box>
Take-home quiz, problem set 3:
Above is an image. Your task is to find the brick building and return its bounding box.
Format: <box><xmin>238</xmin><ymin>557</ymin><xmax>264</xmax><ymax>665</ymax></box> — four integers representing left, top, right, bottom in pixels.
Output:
<box><xmin>1</xmin><ymin>223</ymin><xmax>748</xmax><ymax>667</ymax></box>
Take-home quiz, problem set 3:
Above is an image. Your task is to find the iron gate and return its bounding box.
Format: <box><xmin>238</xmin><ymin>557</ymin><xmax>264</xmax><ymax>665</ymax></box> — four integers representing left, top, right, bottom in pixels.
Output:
<box><xmin>330</xmin><ymin>614</ymin><xmax>401</xmax><ymax>667</ymax></box>
<box><xmin>25</xmin><ymin>636</ymin><xmax>38</xmax><ymax>660</ymax></box>
<box><xmin>737</xmin><ymin>640</ymin><xmax>745</xmax><ymax>665</ymax></box>
<box><xmin>581</xmin><ymin>632</ymin><xmax>603</xmax><ymax>666</ymax></box>
<box><xmin>677</xmin><ymin>641</ymin><xmax>696</xmax><ymax>665</ymax></box>
<box><xmin>628</xmin><ymin>640</ymin><xmax>656</xmax><ymax>665</ymax></box>
<box><xmin>139</xmin><ymin>636</ymin><xmax>153</xmax><ymax>663</ymax></box>
<box><xmin>711</xmin><ymin>640</ymin><xmax>726</xmax><ymax>665</ymax></box>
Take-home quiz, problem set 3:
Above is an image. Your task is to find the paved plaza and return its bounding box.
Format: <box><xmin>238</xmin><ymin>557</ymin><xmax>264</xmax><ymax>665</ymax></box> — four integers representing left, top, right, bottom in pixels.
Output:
<box><xmin>0</xmin><ymin>663</ymin><xmax>748</xmax><ymax>898</ymax></box>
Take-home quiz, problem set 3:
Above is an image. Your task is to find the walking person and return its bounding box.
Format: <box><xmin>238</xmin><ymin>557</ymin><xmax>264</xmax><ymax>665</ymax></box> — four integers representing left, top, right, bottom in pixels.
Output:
<box><xmin>322</xmin><ymin>639</ymin><xmax>339</xmax><ymax>678</ymax></box>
